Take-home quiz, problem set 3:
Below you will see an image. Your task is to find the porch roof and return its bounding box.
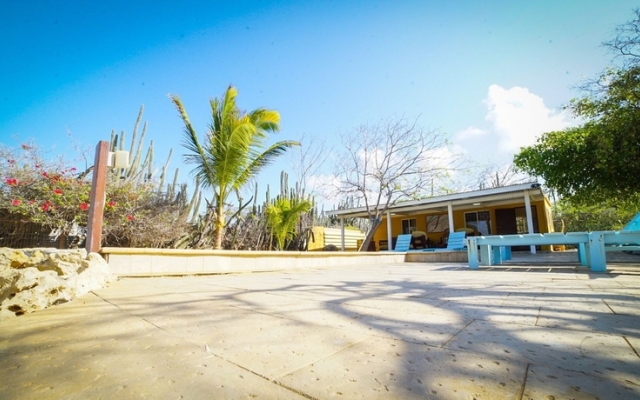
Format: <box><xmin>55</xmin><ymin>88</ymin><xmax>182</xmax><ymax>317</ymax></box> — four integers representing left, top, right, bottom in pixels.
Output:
<box><xmin>325</xmin><ymin>182</ymin><xmax>547</xmax><ymax>219</ymax></box>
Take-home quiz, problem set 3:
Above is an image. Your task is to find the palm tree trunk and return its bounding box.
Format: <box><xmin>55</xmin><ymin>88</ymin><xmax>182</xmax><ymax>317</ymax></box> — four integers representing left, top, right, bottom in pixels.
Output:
<box><xmin>214</xmin><ymin>196</ymin><xmax>225</xmax><ymax>250</ymax></box>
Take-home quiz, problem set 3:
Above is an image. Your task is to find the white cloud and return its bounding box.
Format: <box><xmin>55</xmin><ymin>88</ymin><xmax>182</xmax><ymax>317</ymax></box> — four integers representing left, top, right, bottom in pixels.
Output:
<box><xmin>484</xmin><ymin>85</ymin><xmax>574</xmax><ymax>152</ymax></box>
<box><xmin>455</xmin><ymin>126</ymin><xmax>487</xmax><ymax>141</ymax></box>
<box><xmin>452</xmin><ymin>85</ymin><xmax>577</xmax><ymax>167</ymax></box>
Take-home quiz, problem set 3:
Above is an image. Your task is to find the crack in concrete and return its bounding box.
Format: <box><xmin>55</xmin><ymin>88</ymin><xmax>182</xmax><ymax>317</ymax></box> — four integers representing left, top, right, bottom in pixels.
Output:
<box><xmin>623</xmin><ymin>336</ymin><xmax>640</xmax><ymax>359</ymax></box>
<box><xmin>90</xmin><ymin>291</ymin><xmax>181</xmax><ymax>340</ymax></box>
<box><xmin>601</xmin><ymin>299</ymin><xmax>617</xmax><ymax>315</ymax></box>
<box><xmin>439</xmin><ymin>319</ymin><xmax>475</xmax><ymax>348</ymax></box>
<box><xmin>516</xmin><ymin>363</ymin><xmax>530</xmax><ymax>400</ymax></box>
<box><xmin>91</xmin><ymin>291</ymin><xmax>317</xmax><ymax>399</ymax></box>
<box><xmin>207</xmin><ymin>351</ymin><xmax>319</xmax><ymax>400</ymax></box>
<box><xmin>275</xmin><ymin>335</ymin><xmax>370</xmax><ymax>380</ymax></box>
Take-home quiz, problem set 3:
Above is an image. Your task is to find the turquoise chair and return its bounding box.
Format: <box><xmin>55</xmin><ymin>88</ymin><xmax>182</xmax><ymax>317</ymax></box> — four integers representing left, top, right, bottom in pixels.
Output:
<box><xmin>622</xmin><ymin>211</ymin><xmax>640</xmax><ymax>231</ymax></box>
<box><xmin>424</xmin><ymin>231</ymin><xmax>467</xmax><ymax>252</ymax></box>
<box><xmin>576</xmin><ymin>210</ymin><xmax>640</xmax><ymax>264</ymax></box>
<box><xmin>393</xmin><ymin>234</ymin><xmax>413</xmax><ymax>251</ymax></box>
<box><xmin>602</xmin><ymin>210</ymin><xmax>640</xmax><ymax>252</ymax></box>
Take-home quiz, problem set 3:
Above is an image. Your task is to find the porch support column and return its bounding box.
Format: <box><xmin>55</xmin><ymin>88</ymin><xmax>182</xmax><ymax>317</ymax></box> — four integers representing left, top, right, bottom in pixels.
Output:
<box><xmin>386</xmin><ymin>210</ymin><xmax>393</xmax><ymax>251</ymax></box>
<box><xmin>340</xmin><ymin>217</ymin><xmax>345</xmax><ymax>252</ymax></box>
<box><xmin>524</xmin><ymin>190</ymin><xmax>536</xmax><ymax>254</ymax></box>
<box><xmin>447</xmin><ymin>202</ymin><xmax>454</xmax><ymax>233</ymax></box>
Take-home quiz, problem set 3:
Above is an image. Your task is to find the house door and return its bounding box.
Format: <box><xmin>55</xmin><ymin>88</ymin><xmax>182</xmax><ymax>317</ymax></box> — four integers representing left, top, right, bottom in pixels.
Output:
<box><xmin>496</xmin><ymin>206</ymin><xmax>539</xmax><ymax>251</ymax></box>
<box><xmin>495</xmin><ymin>208</ymin><xmax>517</xmax><ymax>235</ymax></box>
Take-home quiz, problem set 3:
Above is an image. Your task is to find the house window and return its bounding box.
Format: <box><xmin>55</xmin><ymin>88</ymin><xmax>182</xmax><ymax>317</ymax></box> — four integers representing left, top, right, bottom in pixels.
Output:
<box><xmin>426</xmin><ymin>214</ymin><xmax>449</xmax><ymax>232</ymax></box>
<box><xmin>401</xmin><ymin>218</ymin><xmax>417</xmax><ymax>234</ymax></box>
<box><xmin>464</xmin><ymin>211</ymin><xmax>491</xmax><ymax>235</ymax></box>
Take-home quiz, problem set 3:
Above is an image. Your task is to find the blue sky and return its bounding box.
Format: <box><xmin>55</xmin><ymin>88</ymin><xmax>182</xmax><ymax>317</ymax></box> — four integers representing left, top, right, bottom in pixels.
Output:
<box><xmin>1</xmin><ymin>1</ymin><xmax>637</xmax><ymax>204</ymax></box>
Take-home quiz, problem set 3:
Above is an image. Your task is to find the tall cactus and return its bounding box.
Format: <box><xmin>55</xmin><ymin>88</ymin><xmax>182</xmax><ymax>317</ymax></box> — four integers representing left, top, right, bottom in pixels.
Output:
<box><xmin>158</xmin><ymin>149</ymin><xmax>173</xmax><ymax>194</ymax></box>
<box><xmin>126</xmin><ymin>120</ymin><xmax>148</xmax><ymax>179</ymax></box>
<box><xmin>104</xmin><ymin>105</ymin><xmax>201</xmax><ymax>217</ymax></box>
<box><xmin>191</xmin><ymin>191</ymin><xmax>202</xmax><ymax>224</ymax></box>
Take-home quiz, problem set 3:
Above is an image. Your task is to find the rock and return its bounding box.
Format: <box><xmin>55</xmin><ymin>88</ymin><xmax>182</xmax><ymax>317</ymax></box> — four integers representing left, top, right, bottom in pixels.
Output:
<box><xmin>21</xmin><ymin>249</ymin><xmax>48</xmax><ymax>268</ymax></box>
<box><xmin>76</xmin><ymin>253</ymin><xmax>112</xmax><ymax>297</ymax></box>
<box><xmin>0</xmin><ymin>269</ymin><xmax>21</xmax><ymax>304</ymax></box>
<box><xmin>3</xmin><ymin>268</ymin><xmax>73</xmax><ymax>318</ymax></box>
<box><xmin>0</xmin><ymin>248</ymin><xmax>29</xmax><ymax>269</ymax></box>
<box><xmin>0</xmin><ymin>248</ymin><xmax>112</xmax><ymax>320</ymax></box>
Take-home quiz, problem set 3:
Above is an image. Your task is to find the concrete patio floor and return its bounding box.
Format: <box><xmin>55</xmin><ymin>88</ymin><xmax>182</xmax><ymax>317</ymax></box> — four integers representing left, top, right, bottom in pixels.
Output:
<box><xmin>1</xmin><ymin>255</ymin><xmax>640</xmax><ymax>399</ymax></box>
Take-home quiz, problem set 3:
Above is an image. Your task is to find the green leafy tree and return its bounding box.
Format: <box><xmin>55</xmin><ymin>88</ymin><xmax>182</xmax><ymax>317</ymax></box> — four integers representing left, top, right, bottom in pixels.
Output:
<box><xmin>265</xmin><ymin>197</ymin><xmax>312</xmax><ymax>250</ymax></box>
<box><xmin>514</xmin><ymin>12</ymin><xmax>640</xmax><ymax>205</ymax></box>
<box><xmin>170</xmin><ymin>86</ymin><xmax>299</xmax><ymax>249</ymax></box>
<box><xmin>552</xmin><ymin>198</ymin><xmax>640</xmax><ymax>233</ymax></box>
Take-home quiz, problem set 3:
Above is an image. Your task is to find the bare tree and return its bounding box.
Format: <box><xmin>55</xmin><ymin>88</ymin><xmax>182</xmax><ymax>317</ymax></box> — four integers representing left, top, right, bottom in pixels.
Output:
<box><xmin>472</xmin><ymin>163</ymin><xmax>533</xmax><ymax>190</ymax></box>
<box><xmin>578</xmin><ymin>8</ymin><xmax>640</xmax><ymax>95</ymax></box>
<box><xmin>603</xmin><ymin>8</ymin><xmax>640</xmax><ymax>65</ymax></box>
<box><xmin>287</xmin><ymin>132</ymin><xmax>333</xmax><ymax>198</ymax></box>
<box><xmin>332</xmin><ymin>117</ymin><xmax>461</xmax><ymax>251</ymax></box>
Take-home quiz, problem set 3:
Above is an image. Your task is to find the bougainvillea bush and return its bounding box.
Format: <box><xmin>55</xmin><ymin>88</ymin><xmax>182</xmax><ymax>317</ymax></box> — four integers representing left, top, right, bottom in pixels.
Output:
<box><xmin>0</xmin><ymin>143</ymin><xmax>190</xmax><ymax>248</ymax></box>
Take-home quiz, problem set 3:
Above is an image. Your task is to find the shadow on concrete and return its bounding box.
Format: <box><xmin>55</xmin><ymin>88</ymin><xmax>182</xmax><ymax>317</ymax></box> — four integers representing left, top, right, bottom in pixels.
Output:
<box><xmin>1</xmin><ymin>262</ymin><xmax>640</xmax><ymax>399</ymax></box>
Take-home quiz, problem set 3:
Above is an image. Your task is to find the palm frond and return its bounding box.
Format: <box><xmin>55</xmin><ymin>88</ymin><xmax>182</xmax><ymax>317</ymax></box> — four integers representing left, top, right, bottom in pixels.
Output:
<box><xmin>265</xmin><ymin>197</ymin><xmax>312</xmax><ymax>250</ymax></box>
<box><xmin>170</xmin><ymin>95</ymin><xmax>218</xmax><ymax>189</ymax></box>
<box><xmin>236</xmin><ymin>140</ymin><xmax>300</xmax><ymax>189</ymax></box>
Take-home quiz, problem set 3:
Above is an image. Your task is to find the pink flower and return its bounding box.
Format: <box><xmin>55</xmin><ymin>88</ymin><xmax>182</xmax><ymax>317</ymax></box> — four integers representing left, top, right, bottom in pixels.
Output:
<box><xmin>107</xmin><ymin>200</ymin><xmax>116</xmax><ymax>208</ymax></box>
<box><xmin>126</xmin><ymin>215</ymin><xmax>133</xmax><ymax>221</ymax></box>
<box><xmin>53</xmin><ymin>188</ymin><xmax>63</xmax><ymax>195</ymax></box>
<box><xmin>42</xmin><ymin>201</ymin><xmax>51</xmax><ymax>212</ymax></box>
<box><xmin>7</xmin><ymin>159</ymin><xmax>14</xmax><ymax>164</ymax></box>
<box><xmin>5</xmin><ymin>178</ymin><xmax>17</xmax><ymax>186</ymax></box>
<box><xmin>12</xmin><ymin>199</ymin><xmax>21</xmax><ymax>206</ymax></box>
<box><xmin>79</xmin><ymin>202</ymin><xmax>88</xmax><ymax>211</ymax></box>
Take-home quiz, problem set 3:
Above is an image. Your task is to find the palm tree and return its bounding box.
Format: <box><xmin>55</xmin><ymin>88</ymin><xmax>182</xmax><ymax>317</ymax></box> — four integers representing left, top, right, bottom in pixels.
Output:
<box><xmin>170</xmin><ymin>86</ymin><xmax>299</xmax><ymax>249</ymax></box>
<box><xmin>265</xmin><ymin>197</ymin><xmax>312</xmax><ymax>250</ymax></box>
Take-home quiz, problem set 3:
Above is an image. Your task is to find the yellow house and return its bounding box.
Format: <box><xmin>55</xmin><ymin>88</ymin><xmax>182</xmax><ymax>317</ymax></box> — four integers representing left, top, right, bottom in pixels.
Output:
<box><xmin>326</xmin><ymin>183</ymin><xmax>553</xmax><ymax>252</ymax></box>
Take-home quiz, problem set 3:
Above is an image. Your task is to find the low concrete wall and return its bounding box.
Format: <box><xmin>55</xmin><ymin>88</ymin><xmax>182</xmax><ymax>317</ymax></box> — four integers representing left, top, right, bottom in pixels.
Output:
<box><xmin>405</xmin><ymin>251</ymin><xmax>468</xmax><ymax>263</ymax></box>
<box><xmin>100</xmin><ymin>248</ymin><xmax>407</xmax><ymax>277</ymax></box>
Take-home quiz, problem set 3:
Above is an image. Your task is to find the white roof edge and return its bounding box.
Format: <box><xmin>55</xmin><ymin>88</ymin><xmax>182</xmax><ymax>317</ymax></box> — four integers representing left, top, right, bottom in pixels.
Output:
<box><xmin>325</xmin><ymin>182</ymin><xmax>542</xmax><ymax>217</ymax></box>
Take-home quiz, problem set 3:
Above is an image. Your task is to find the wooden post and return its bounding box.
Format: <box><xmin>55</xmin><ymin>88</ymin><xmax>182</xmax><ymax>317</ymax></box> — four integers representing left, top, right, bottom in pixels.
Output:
<box><xmin>85</xmin><ymin>141</ymin><xmax>110</xmax><ymax>254</ymax></box>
